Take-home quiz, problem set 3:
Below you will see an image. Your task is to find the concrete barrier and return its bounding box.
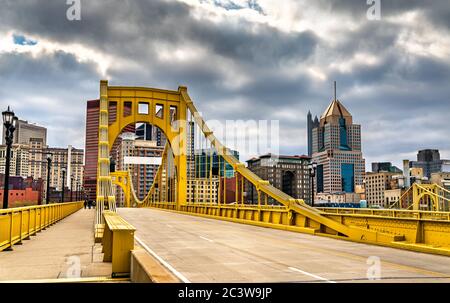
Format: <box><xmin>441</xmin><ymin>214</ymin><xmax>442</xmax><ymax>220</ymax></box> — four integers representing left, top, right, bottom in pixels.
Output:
<box><xmin>130</xmin><ymin>249</ymin><xmax>180</xmax><ymax>283</ymax></box>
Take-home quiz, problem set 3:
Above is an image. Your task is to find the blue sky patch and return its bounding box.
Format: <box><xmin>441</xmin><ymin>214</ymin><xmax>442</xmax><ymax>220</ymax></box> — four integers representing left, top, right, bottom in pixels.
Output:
<box><xmin>13</xmin><ymin>34</ymin><xmax>37</xmax><ymax>46</ymax></box>
<box><xmin>203</xmin><ymin>0</ymin><xmax>265</xmax><ymax>14</ymax></box>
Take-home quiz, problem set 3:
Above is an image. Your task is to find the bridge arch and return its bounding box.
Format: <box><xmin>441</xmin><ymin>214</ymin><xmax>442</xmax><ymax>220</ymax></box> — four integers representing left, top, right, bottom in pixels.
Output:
<box><xmin>96</xmin><ymin>81</ymin><xmax>188</xmax><ymax>218</ymax></box>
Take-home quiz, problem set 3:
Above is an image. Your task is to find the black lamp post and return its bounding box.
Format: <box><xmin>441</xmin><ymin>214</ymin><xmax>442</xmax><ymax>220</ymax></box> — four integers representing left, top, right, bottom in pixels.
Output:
<box><xmin>46</xmin><ymin>154</ymin><xmax>52</xmax><ymax>204</ymax></box>
<box><xmin>76</xmin><ymin>180</ymin><xmax>80</xmax><ymax>201</ymax></box>
<box><xmin>61</xmin><ymin>168</ymin><xmax>66</xmax><ymax>203</ymax></box>
<box><xmin>308</xmin><ymin>162</ymin><xmax>317</xmax><ymax>207</ymax></box>
<box><xmin>2</xmin><ymin>107</ymin><xmax>17</xmax><ymax>209</ymax></box>
<box><xmin>70</xmin><ymin>174</ymin><xmax>74</xmax><ymax>202</ymax></box>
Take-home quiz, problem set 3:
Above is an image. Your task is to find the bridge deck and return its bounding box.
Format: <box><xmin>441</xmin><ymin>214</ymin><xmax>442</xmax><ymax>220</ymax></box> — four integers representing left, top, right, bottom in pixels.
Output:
<box><xmin>119</xmin><ymin>208</ymin><xmax>450</xmax><ymax>283</ymax></box>
<box><xmin>0</xmin><ymin>209</ymin><xmax>111</xmax><ymax>281</ymax></box>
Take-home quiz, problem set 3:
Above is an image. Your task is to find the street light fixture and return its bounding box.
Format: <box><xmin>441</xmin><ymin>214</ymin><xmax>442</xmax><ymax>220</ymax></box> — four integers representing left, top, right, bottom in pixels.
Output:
<box><xmin>2</xmin><ymin>106</ymin><xmax>14</xmax><ymax>126</ymax></box>
<box><xmin>75</xmin><ymin>180</ymin><xmax>78</xmax><ymax>201</ymax></box>
<box><xmin>61</xmin><ymin>168</ymin><xmax>66</xmax><ymax>203</ymax></box>
<box><xmin>308</xmin><ymin>162</ymin><xmax>318</xmax><ymax>207</ymax></box>
<box><xmin>70</xmin><ymin>173</ymin><xmax>74</xmax><ymax>202</ymax></box>
<box><xmin>2</xmin><ymin>106</ymin><xmax>17</xmax><ymax>209</ymax></box>
<box><xmin>46</xmin><ymin>154</ymin><xmax>52</xmax><ymax>204</ymax></box>
<box><xmin>76</xmin><ymin>180</ymin><xmax>81</xmax><ymax>201</ymax></box>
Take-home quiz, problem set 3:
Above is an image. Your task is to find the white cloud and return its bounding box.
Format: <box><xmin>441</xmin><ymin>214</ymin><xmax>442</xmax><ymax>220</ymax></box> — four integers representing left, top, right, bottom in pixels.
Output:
<box><xmin>0</xmin><ymin>31</ymin><xmax>115</xmax><ymax>76</ymax></box>
<box><xmin>389</xmin><ymin>11</ymin><xmax>450</xmax><ymax>60</ymax></box>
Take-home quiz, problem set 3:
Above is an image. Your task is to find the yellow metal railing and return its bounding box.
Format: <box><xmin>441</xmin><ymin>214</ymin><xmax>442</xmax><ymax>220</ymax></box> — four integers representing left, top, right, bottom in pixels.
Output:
<box><xmin>0</xmin><ymin>202</ymin><xmax>84</xmax><ymax>252</ymax></box>
<box><xmin>318</xmin><ymin>207</ymin><xmax>450</xmax><ymax>221</ymax></box>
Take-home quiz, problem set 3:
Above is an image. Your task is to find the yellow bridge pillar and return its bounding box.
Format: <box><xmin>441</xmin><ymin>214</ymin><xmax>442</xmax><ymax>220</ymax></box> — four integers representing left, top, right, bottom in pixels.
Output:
<box><xmin>111</xmin><ymin>171</ymin><xmax>132</xmax><ymax>208</ymax></box>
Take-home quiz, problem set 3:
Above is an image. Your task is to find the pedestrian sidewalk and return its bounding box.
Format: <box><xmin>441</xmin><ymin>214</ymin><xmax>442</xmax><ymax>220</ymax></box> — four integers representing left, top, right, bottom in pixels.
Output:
<box><xmin>0</xmin><ymin>208</ymin><xmax>111</xmax><ymax>281</ymax></box>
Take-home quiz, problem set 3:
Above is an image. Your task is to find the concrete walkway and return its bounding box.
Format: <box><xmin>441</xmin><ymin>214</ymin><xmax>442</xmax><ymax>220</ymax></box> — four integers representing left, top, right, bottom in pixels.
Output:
<box><xmin>0</xmin><ymin>209</ymin><xmax>111</xmax><ymax>281</ymax></box>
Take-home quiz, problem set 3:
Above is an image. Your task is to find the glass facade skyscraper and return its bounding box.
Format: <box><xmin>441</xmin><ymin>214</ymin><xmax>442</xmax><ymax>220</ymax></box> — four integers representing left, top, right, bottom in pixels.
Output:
<box><xmin>194</xmin><ymin>148</ymin><xmax>239</xmax><ymax>178</ymax></box>
<box><xmin>310</xmin><ymin>96</ymin><xmax>365</xmax><ymax>194</ymax></box>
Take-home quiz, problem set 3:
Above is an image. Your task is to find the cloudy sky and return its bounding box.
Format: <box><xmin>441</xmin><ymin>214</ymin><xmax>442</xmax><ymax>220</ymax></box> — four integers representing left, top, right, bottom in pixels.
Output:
<box><xmin>0</xmin><ymin>0</ymin><xmax>449</xmax><ymax>170</ymax></box>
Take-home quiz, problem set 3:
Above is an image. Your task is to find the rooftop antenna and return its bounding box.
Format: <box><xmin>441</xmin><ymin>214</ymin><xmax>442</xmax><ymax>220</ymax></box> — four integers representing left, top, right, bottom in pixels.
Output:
<box><xmin>334</xmin><ymin>80</ymin><xmax>337</xmax><ymax>101</ymax></box>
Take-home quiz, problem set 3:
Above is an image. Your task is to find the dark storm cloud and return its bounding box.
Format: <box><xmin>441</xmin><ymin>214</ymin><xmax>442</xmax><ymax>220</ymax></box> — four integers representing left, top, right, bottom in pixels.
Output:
<box><xmin>0</xmin><ymin>0</ymin><xmax>449</xmax><ymax>166</ymax></box>
<box><xmin>0</xmin><ymin>51</ymin><xmax>101</xmax><ymax>148</ymax></box>
<box><xmin>0</xmin><ymin>51</ymin><xmax>98</xmax><ymax>88</ymax></box>
<box><xmin>187</xmin><ymin>23</ymin><xmax>317</xmax><ymax>66</ymax></box>
<box><xmin>320</xmin><ymin>0</ymin><xmax>441</xmax><ymax>19</ymax></box>
<box><xmin>0</xmin><ymin>0</ymin><xmax>318</xmax><ymax>66</ymax></box>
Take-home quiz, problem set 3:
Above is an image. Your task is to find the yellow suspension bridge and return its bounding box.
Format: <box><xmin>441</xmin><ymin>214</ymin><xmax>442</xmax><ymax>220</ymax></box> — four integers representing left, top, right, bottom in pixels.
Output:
<box><xmin>95</xmin><ymin>80</ymin><xmax>450</xmax><ymax>256</ymax></box>
<box><xmin>1</xmin><ymin>80</ymin><xmax>450</xmax><ymax>283</ymax></box>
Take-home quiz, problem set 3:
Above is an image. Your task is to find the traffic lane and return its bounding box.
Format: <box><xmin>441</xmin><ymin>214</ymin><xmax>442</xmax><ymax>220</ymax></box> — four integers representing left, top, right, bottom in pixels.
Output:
<box><xmin>118</xmin><ymin>208</ymin><xmax>450</xmax><ymax>283</ymax></box>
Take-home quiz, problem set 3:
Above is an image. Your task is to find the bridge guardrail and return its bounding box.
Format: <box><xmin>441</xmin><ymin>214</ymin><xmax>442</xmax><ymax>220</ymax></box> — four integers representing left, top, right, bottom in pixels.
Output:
<box><xmin>317</xmin><ymin>207</ymin><xmax>450</xmax><ymax>221</ymax></box>
<box><xmin>0</xmin><ymin>202</ymin><xmax>84</xmax><ymax>252</ymax></box>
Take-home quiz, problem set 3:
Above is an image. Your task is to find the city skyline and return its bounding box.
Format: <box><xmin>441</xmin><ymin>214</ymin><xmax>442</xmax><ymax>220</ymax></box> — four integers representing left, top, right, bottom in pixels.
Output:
<box><xmin>4</xmin><ymin>99</ymin><xmax>447</xmax><ymax>172</ymax></box>
<box><xmin>0</xmin><ymin>1</ymin><xmax>449</xmax><ymax>171</ymax></box>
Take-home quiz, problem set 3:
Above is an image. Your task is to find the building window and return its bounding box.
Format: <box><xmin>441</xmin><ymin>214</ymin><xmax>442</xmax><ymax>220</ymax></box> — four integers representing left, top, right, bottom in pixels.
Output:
<box><xmin>138</xmin><ymin>102</ymin><xmax>149</xmax><ymax>115</ymax></box>
<box><xmin>317</xmin><ymin>164</ymin><xmax>324</xmax><ymax>193</ymax></box>
<box><xmin>341</xmin><ymin>163</ymin><xmax>355</xmax><ymax>193</ymax></box>
<box><xmin>170</xmin><ymin>106</ymin><xmax>177</xmax><ymax>124</ymax></box>
<box><xmin>156</xmin><ymin>104</ymin><xmax>164</xmax><ymax>118</ymax></box>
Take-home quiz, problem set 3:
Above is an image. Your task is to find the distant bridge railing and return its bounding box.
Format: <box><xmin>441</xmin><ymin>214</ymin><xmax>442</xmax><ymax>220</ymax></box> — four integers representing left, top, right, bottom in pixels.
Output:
<box><xmin>317</xmin><ymin>207</ymin><xmax>450</xmax><ymax>221</ymax></box>
<box><xmin>0</xmin><ymin>202</ymin><xmax>84</xmax><ymax>252</ymax></box>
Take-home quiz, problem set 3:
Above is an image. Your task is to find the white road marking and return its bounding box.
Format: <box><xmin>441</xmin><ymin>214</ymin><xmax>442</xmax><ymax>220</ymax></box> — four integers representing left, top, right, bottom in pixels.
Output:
<box><xmin>199</xmin><ymin>236</ymin><xmax>214</xmax><ymax>243</ymax></box>
<box><xmin>288</xmin><ymin>267</ymin><xmax>336</xmax><ymax>283</ymax></box>
<box><xmin>135</xmin><ymin>236</ymin><xmax>191</xmax><ymax>283</ymax></box>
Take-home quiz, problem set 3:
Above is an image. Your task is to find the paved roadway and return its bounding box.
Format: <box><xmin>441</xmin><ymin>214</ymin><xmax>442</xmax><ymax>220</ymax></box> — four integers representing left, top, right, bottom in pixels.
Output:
<box><xmin>119</xmin><ymin>208</ymin><xmax>450</xmax><ymax>283</ymax></box>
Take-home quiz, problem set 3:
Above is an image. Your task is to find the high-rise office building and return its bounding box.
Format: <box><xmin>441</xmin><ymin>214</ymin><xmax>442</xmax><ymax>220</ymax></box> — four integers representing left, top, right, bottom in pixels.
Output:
<box><xmin>307</xmin><ymin>111</ymin><xmax>319</xmax><ymax>157</ymax></box>
<box><xmin>410</xmin><ymin>149</ymin><xmax>450</xmax><ymax>179</ymax></box>
<box><xmin>372</xmin><ymin>162</ymin><xmax>402</xmax><ymax>173</ymax></box>
<box><xmin>246</xmin><ymin>154</ymin><xmax>311</xmax><ymax>203</ymax></box>
<box><xmin>430</xmin><ymin>172</ymin><xmax>450</xmax><ymax>193</ymax></box>
<box><xmin>28</xmin><ymin>137</ymin><xmax>46</xmax><ymax>182</ymax></box>
<box><xmin>115</xmin><ymin>132</ymin><xmax>136</xmax><ymax>205</ymax></box>
<box><xmin>365</xmin><ymin>171</ymin><xmax>398</xmax><ymax>207</ymax></box>
<box><xmin>307</xmin><ymin>111</ymin><xmax>312</xmax><ymax>157</ymax></box>
<box><xmin>135</xmin><ymin>123</ymin><xmax>153</xmax><ymax>141</ymax></box>
<box><xmin>311</xmin><ymin>85</ymin><xmax>365</xmax><ymax>195</ymax></box>
<box><xmin>194</xmin><ymin>148</ymin><xmax>239</xmax><ymax>179</ymax></box>
<box><xmin>2</xmin><ymin>120</ymin><xmax>46</xmax><ymax>175</ymax></box>
<box><xmin>0</xmin><ymin>144</ymin><xmax>30</xmax><ymax>178</ymax></box>
<box><xmin>2</xmin><ymin>120</ymin><xmax>48</xmax><ymax>200</ymax></box>
<box><xmin>2</xmin><ymin>120</ymin><xmax>47</xmax><ymax>146</ymax></box>
<box><xmin>135</xmin><ymin>123</ymin><xmax>166</xmax><ymax>147</ymax></box>
<box><xmin>45</xmin><ymin>146</ymin><xmax>84</xmax><ymax>192</ymax></box>
<box><xmin>84</xmin><ymin>100</ymin><xmax>100</xmax><ymax>202</ymax></box>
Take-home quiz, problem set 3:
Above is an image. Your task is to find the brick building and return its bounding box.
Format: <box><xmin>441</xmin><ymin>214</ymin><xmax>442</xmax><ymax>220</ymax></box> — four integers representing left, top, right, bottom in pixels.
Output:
<box><xmin>83</xmin><ymin>99</ymin><xmax>134</xmax><ymax>202</ymax></box>
<box><xmin>246</xmin><ymin>154</ymin><xmax>311</xmax><ymax>204</ymax></box>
